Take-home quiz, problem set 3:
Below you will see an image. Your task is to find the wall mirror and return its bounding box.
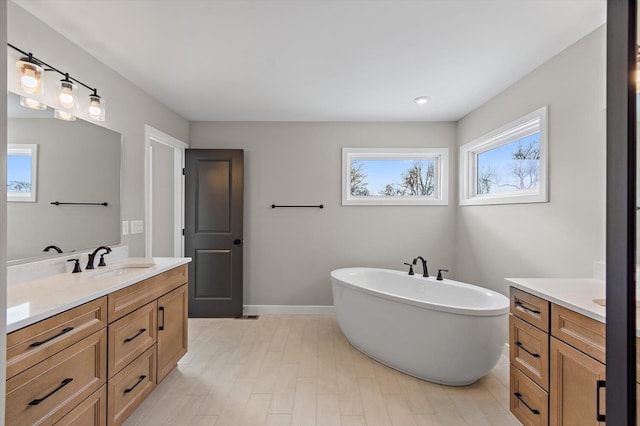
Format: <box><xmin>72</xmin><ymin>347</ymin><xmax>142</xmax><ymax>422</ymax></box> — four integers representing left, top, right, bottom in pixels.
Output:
<box><xmin>6</xmin><ymin>91</ymin><xmax>121</xmax><ymax>262</ymax></box>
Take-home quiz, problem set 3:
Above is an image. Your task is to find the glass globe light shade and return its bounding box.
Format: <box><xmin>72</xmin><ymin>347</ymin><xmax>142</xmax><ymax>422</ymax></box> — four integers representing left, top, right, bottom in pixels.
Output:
<box><xmin>19</xmin><ymin>96</ymin><xmax>47</xmax><ymax>110</ymax></box>
<box><xmin>54</xmin><ymin>108</ymin><xmax>76</xmax><ymax>121</ymax></box>
<box><xmin>88</xmin><ymin>94</ymin><xmax>106</xmax><ymax>121</ymax></box>
<box><xmin>56</xmin><ymin>79</ymin><xmax>78</xmax><ymax>110</ymax></box>
<box><xmin>16</xmin><ymin>59</ymin><xmax>44</xmax><ymax>95</ymax></box>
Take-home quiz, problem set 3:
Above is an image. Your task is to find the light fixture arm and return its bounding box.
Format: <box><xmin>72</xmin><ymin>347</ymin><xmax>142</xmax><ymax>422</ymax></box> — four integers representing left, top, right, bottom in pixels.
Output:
<box><xmin>8</xmin><ymin>42</ymin><xmax>99</xmax><ymax>94</ymax></box>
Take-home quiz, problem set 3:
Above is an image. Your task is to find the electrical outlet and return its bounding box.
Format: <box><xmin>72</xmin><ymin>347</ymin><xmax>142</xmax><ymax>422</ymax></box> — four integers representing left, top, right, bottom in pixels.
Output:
<box><xmin>130</xmin><ymin>219</ymin><xmax>144</xmax><ymax>234</ymax></box>
<box><xmin>122</xmin><ymin>220</ymin><xmax>129</xmax><ymax>236</ymax></box>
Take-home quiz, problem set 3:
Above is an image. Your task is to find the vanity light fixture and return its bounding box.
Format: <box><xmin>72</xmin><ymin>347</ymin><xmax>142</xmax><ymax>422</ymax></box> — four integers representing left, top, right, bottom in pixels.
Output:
<box><xmin>16</xmin><ymin>53</ymin><xmax>44</xmax><ymax>95</ymax></box>
<box><xmin>19</xmin><ymin>96</ymin><xmax>47</xmax><ymax>111</ymax></box>
<box><xmin>88</xmin><ymin>90</ymin><xmax>106</xmax><ymax>122</ymax></box>
<box><xmin>413</xmin><ymin>96</ymin><xmax>430</xmax><ymax>105</ymax></box>
<box><xmin>56</xmin><ymin>73</ymin><xmax>78</xmax><ymax>110</ymax></box>
<box><xmin>8</xmin><ymin>43</ymin><xmax>106</xmax><ymax>122</ymax></box>
<box><xmin>54</xmin><ymin>109</ymin><xmax>77</xmax><ymax>121</ymax></box>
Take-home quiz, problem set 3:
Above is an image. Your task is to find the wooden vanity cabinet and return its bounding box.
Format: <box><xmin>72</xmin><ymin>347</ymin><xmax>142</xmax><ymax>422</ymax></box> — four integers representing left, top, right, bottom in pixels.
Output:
<box><xmin>5</xmin><ymin>298</ymin><xmax>108</xmax><ymax>426</ymax></box>
<box><xmin>509</xmin><ymin>289</ymin><xmax>550</xmax><ymax>426</ymax></box>
<box><xmin>105</xmin><ymin>264</ymin><xmax>188</xmax><ymax>425</ymax></box>
<box><xmin>6</xmin><ymin>297</ymin><xmax>108</xmax><ymax>380</ymax></box>
<box><xmin>6</xmin><ymin>264</ymin><xmax>189</xmax><ymax>426</ymax></box>
<box><xmin>509</xmin><ymin>287</ymin><xmax>607</xmax><ymax>426</ymax></box>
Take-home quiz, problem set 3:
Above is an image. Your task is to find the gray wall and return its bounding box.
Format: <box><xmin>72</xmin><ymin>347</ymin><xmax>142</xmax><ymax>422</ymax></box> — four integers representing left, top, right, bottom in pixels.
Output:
<box><xmin>7</xmin><ymin>118</ymin><xmax>120</xmax><ymax>260</ymax></box>
<box><xmin>1</xmin><ymin>0</ymin><xmax>8</xmax><ymax>416</ymax></box>
<box><xmin>151</xmin><ymin>139</ymin><xmax>175</xmax><ymax>257</ymax></box>
<box><xmin>189</xmin><ymin>122</ymin><xmax>457</xmax><ymax>305</ymax></box>
<box><xmin>8</xmin><ymin>2</ymin><xmax>189</xmax><ymax>256</ymax></box>
<box><xmin>454</xmin><ymin>26</ymin><xmax>606</xmax><ymax>294</ymax></box>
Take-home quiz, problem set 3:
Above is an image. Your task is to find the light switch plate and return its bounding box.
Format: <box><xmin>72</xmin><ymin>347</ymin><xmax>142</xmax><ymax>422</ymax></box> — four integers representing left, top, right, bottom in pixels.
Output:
<box><xmin>122</xmin><ymin>220</ymin><xmax>129</xmax><ymax>236</ymax></box>
<box><xmin>130</xmin><ymin>219</ymin><xmax>144</xmax><ymax>234</ymax></box>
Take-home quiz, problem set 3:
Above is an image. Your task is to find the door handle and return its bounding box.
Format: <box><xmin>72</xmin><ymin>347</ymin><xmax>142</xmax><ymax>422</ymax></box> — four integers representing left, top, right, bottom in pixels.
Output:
<box><xmin>233</xmin><ymin>239</ymin><xmax>243</xmax><ymax>245</ymax></box>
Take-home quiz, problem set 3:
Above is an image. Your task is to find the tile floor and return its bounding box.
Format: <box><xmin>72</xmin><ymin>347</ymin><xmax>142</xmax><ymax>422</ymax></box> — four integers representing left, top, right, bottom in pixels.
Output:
<box><xmin>123</xmin><ymin>315</ymin><xmax>519</xmax><ymax>426</ymax></box>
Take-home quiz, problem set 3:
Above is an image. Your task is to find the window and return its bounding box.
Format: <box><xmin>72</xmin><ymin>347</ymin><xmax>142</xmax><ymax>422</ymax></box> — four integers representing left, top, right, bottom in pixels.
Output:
<box><xmin>342</xmin><ymin>147</ymin><xmax>449</xmax><ymax>205</ymax></box>
<box><xmin>459</xmin><ymin>106</ymin><xmax>548</xmax><ymax>205</ymax></box>
<box><xmin>7</xmin><ymin>144</ymin><xmax>38</xmax><ymax>202</ymax></box>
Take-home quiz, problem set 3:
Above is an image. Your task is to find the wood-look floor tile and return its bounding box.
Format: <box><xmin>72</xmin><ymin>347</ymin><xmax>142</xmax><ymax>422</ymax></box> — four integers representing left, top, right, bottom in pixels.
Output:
<box><xmin>384</xmin><ymin>394</ymin><xmax>418</xmax><ymax>426</ymax></box>
<box><xmin>188</xmin><ymin>415</ymin><xmax>218</xmax><ymax>426</ymax></box>
<box><xmin>165</xmin><ymin>395</ymin><xmax>206</xmax><ymax>425</ymax></box>
<box><xmin>340</xmin><ymin>415</ymin><xmax>367</xmax><ymax>426</ymax></box>
<box><xmin>358</xmin><ymin>377</ymin><xmax>392</xmax><ymax>426</ymax></box>
<box><xmin>316</xmin><ymin>394</ymin><xmax>341</xmax><ymax>426</ymax></box>
<box><xmin>291</xmin><ymin>377</ymin><xmax>317</xmax><ymax>426</ymax></box>
<box><xmin>267</xmin><ymin>413</ymin><xmax>293</xmax><ymax>426</ymax></box>
<box><xmin>215</xmin><ymin>377</ymin><xmax>255</xmax><ymax>425</ymax></box>
<box><xmin>125</xmin><ymin>316</ymin><xmax>515</xmax><ymax>426</ymax></box>
<box><xmin>241</xmin><ymin>393</ymin><xmax>272</xmax><ymax>426</ymax></box>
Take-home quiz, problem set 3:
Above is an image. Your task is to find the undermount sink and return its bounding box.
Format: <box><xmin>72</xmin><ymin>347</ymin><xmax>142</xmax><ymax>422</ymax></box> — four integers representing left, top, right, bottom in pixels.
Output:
<box><xmin>93</xmin><ymin>267</ymin><xmax>146</xmax><ymax>278</ymax></box>
<box><xmin>91</xmin><ymin>258</ymin><xmax>155</xmax><ymax>278</ymax></box>
<box><xmin>592</xmin><ymin>298</ymin><xmax>640</xmax><ymax>307</ymax></box>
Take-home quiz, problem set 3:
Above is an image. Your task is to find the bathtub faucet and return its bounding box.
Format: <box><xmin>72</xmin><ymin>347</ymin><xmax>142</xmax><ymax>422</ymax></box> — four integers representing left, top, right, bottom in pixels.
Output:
<box><xmin>412</xmin><ymin>256</ymin><xmax>429</xmax><ymax>277</ymax></box>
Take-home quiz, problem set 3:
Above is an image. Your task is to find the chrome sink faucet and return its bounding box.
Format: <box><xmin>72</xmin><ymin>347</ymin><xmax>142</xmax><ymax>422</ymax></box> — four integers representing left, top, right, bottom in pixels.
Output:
<box><xmin>86</xmin><ymin>246</ymin><xmax>112</xmax><ymax>270</ymax></box>
<box><xmin>412</xmin><ymin>256</ymin><xmax>429</xmax><ymax>277</ymax></box>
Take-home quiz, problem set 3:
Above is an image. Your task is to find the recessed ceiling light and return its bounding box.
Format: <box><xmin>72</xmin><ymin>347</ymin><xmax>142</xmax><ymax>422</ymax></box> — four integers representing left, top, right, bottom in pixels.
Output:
<box><xmin>413</xmin><ymin>96</ymin><xmax>430</xmax><ymax>105</ymax></box>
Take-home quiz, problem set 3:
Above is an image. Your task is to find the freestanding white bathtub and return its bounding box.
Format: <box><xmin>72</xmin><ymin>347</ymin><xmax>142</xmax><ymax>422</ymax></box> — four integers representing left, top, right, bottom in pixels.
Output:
<box><xmin>330</xmin><ymin>267</ymin><xmax>509</xmax><ymax>386</ymax></box>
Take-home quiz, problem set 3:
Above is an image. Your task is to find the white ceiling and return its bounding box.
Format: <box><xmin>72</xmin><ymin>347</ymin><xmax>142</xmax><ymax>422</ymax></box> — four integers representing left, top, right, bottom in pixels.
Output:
<box><xmin>12</xmin><ymin>0</ymin><xmax>606</xmax><ymax>122</ymax></box>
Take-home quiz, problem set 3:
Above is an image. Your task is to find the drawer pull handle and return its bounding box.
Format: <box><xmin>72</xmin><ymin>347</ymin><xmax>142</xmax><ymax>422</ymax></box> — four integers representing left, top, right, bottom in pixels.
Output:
<box><xmin>514</xmin><ymin>392</ymin><xmax>540</xmax><ymax>415</ymax></box>
<box><xmin>29</xmin><ymin>327</ymin><xmax>74</xmax><ymax>347</ymax></box>
<box><xmin>596</xmin><ymin>380</ymin><xmax>606</xmax><ymax>422</ymax></box>
<box><xmin>515</xmin><ymin>300</ymin><xmax>541</xmax><ymax>315</ymax></box>
<box><xmin>124</xmin><ymin>328</ymin><xmax>147</xmax><ymax>343</ymax></box>
<box><xmin>514</xmin><ymin>341</ymin><xmax>541</xmax><ymax>358</ymax></box>
<box><xmin>29</xmin><ymin>378</ymin><xmax>73</xmax><ymax>405</ymax></box>
<box><xmin>159</xmin><ymin>307</ymin><xmax>165</xmax><ymax>331</ymax></box>
<box><xmin>124</xmin><ymin>375</ymin><xmax>147</xmax><ymax>394</ymax></box>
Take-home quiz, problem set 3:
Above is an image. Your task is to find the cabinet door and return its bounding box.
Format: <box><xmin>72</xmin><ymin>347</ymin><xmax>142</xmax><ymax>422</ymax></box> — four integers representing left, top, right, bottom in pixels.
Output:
<box><xmin>550</xmin><ymin>337</ymin><xmax>606</xmax><ymax>425</ymax></box>
<box><xmin>157</xmin><ymin>283</ymin><xmax>188</xmax><ymax>382</ymax></box>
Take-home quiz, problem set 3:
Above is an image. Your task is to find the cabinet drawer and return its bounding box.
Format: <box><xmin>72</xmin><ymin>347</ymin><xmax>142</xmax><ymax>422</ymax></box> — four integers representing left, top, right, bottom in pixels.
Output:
<box><xmin>551</xmin><ymin>304</ymin><xmax>605</xmax><ymax>364</ymax></box>
<box><xmin>6</xmin><ymin>329</ymin><xmax>107</xmax><ymax>426</ymax></box>
<box><xmin>108</xmin><ymin>265</ymin><xmax>187</xmax><ymax>323</ymax></box>
<box><xmin>108</xmin><ymin>345</ymin><xmax>157</xmax><ymax>426</ymax></box>
<box><xmin>108</xmin><ymin>301</ymin><xmax>157</xmax><ymax>378</ymax></box>
<box><xmin>7</xmin><ymin>297</ymin><xmax>108</xmax><ymax>379</ymax></box>
<box><xmin>55</xmin><ymin>385</ymin><xmax>107</xmax><ymax>426</ymax></box>
<box><xmin>510</xmin><ymin>314</ymin><xmax>549</xmax><ymax>391</ymax></box>
<box><xmin>510</xmin><ymin>287</ymin><xmax>550</xmax><ymax>332</ymax></box>
<box><xmin>510</xmin><ymin>366</ymin><xmax>549</xmax><ymax>426</ymax></box>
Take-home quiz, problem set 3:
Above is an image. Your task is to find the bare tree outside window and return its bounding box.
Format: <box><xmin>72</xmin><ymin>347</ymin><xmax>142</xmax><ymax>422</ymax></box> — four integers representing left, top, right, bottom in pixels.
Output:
<box><xmin>350</xmin><ymin>161</ymin><xmax>370</xmax><ymax>196</ymax></box>
<box><xmin>378</xmin><ymin>161</ymin><xmax>435</xmax><ymax>196</ymax></box>
<box><xmin>349</xmin><ymin>159</ymin><xmax>436</xmax><ymax>197</ymax></box>
<box><xmin>476</xmin><ymin>135</ymin><xmax>540</xmax><ymax>195</ymax></box>
<box><xmin>7</xmin><ymin>180</ymin><xmax>31</xmax><ymax>192</ymax></box>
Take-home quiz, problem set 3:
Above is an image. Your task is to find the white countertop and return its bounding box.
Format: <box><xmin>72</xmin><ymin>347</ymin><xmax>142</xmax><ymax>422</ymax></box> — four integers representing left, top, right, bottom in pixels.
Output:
<box><xmin>506</xmin><ymin>277</ymin><xmax>640</xmax><ymax>338</ymax></box>
<box><xmin>505</xmin><ymin>277</ymin><xmax>606</xmax><ymax>323</ymax></box>
<box><xmin>6</xmin><ymin>257</ymin><xmax>191</xmax><ymax>333</ymax></box>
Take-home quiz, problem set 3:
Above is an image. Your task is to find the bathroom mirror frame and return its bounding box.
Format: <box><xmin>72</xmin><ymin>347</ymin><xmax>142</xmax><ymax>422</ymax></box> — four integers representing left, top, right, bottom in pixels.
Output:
<box><xmin>6</xmin><ymin>90</ymin><xmax>123</xmax><ymax>264</ymax></box>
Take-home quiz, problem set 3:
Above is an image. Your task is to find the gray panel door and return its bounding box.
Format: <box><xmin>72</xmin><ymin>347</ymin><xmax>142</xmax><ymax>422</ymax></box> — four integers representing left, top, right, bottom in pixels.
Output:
<box><xmin>185</xmin><ymin>149</ymin><xmax>243</xmax><ymax>317</ymax></box>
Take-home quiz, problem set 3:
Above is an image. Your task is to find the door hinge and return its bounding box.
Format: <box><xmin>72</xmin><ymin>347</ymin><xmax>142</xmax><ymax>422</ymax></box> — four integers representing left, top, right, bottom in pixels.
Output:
<box><xmin>182</xmin><ymin>228</ymin><xmax>185</xmax><ymax>236</ymax></box>
<box><xmin>182</xmin><ymin>168</ymin><xmax>185</xmax><ymax>175</ymax></box>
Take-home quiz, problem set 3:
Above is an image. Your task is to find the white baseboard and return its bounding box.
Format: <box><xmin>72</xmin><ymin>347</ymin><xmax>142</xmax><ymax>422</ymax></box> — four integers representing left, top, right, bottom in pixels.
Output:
<box><xmin>243</xmin><ymin>305</ymin><xmax>335</xmax><ymax>316</ymax></box>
